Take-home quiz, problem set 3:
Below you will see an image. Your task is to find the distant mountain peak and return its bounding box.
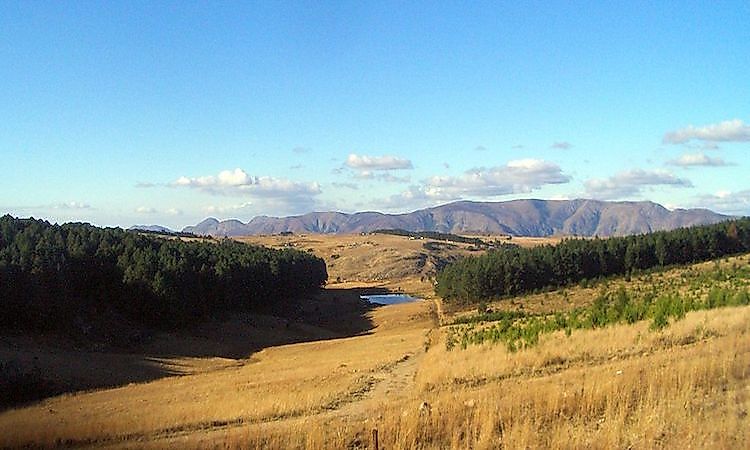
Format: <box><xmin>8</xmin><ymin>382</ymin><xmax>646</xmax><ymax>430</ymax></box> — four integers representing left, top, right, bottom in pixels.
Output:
<box><xmin>128</xmin><ymin>224</ymin><xmax>175</xmax><ymax>233</ymax></box>
<box><xmin>181</xmin><ymin>199</ymin><xmax>732</xmax><ymax>238</ymax></box>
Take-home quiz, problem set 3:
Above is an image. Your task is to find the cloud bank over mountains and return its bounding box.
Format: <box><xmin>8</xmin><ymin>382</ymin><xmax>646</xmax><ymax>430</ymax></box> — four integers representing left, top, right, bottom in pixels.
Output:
<box><xmin>585</xmin><ymin>169</ymin><xmax>692</xmax><ymax>200</ymax></box>
<box><xmin>115</xmin><ymin>118</ymin><xmax>748</xmax><ymax>226</ymax></box>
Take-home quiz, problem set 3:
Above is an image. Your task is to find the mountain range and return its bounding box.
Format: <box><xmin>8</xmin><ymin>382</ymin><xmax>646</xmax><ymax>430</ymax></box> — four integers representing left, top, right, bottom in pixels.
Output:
<box><xmin>128</xmin><ymin>225</ymin><xmax>176</xmax><ymax>233</ymax></box>
<box><xmin>181</xmin><ymin>199</ymin><xmax>732</xmax><ymax>238</ymax></box>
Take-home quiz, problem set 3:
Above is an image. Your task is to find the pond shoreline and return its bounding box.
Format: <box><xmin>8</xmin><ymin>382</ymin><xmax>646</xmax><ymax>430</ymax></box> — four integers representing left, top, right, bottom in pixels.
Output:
<box><xmin>360</xmin><ymin>294</ymin><xmax>420</xmax><ymax>305</ymax></box>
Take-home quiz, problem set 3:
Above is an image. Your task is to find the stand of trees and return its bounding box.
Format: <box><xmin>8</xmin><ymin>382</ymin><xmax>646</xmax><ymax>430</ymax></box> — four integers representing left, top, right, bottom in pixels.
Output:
<box><xmin>436</xmin><ymin>219</ymin><xmax>750</xmax><ymax>303</ymax></box>
<box><xmin>0</xmin><ymin>216</ymin><xmax>327</xmax><ymax>331</ymax></box>
<box><xmin>373</xmin><ymin>229</ymin><xmax>491</xmax><ymax>247</ymax></box>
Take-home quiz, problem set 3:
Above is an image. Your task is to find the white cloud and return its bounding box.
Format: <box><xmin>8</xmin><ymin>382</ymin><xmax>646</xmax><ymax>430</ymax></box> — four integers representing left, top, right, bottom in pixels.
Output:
<box><xmin>667</xmin><ymin>152</ymin><xmax>731</xmax><ymax>167</ymax></box>
<box><xmin>173</xmin><ymin>168</ymin><xmax>253</xmax><ymax>188</ymax></box>
<box><xmin>663</xmin><ymin>119</ymin><xmax>750</xmax><ymax>144</ymax></box>
<box><xmin>172</xmin><ymin>168</ymin><xmax>321</xmax><ymax>198</ymax></box>
<box><xmin>686</xmin><ymin>142</ymin><xmax>720</xmax><ymax>151</ymax></box>
<box><xmin>345</xmin><ymin>153</ymin><xmax>413</xmax><ymax>171</ymax></box>
<box><xmin>551</xmin><ymin>141</ymin><xmax>572</xmax><ymax>149</ymax></box>
<box><xmin>171</xmin><ymin>168</ymin><xmax>323</xmax><ymax>215</ymax></box>
<box><xmin>694</xmin><ymin>189</ymin><xmax>750</xmax><ymax>216</ymax></box>
<box><xmin>330</xmin><ymin>182</ymin><xmax>359</xmax><ymax>190</ymax></box>
<box><xmin>424</xmin><ymin>159</ymin><xmax>570</xmax><ymax>197</ymax></box>
<box><xmin>353</xmin><ymin>171</ymin><xmax>411</xmax><ymax>183</ymax></box>
<box><xmin>585</xmin><ymin>169</ymin><xmax>693</xmax><ymax>199</ymax></box>
<box><xmin>378</xmin><ymin>159</ymin><xmax>570</xmax><ymax>210</ymax></box>
<box><xmin>135</xmin><ymin>206</ymin><xmax>158</xmax><ymax>214</ymax></box>
<box><xmin>53</xmin><ymin>201</ymin><xmax>91</xmax><ymax>210</ymax></box>
<box><xmin>204</xmin><ymin>202</ymin><xmax>254</xmax><ymax>214</ymax></box>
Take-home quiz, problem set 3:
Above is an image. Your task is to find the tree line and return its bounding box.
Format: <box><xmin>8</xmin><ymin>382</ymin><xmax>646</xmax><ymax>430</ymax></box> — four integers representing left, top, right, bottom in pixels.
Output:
<box><xmin>373</xmin><ymin>229</ymin><xmax>490</xmax><ymax>247</ymax></box>
<box><xmin>0</xmin><ymin>215</ymin><xmax>327</xmax><ymax>332</ymax></box>
<box><xmin>436</xmin><ymin>218</ymin><xmax>750</xmax><ymax>303</ymax></box>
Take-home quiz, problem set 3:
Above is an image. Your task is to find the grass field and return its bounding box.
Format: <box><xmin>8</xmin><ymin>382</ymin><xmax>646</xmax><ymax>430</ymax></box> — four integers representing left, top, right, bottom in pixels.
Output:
<box><xmin>237</xmin><ymin>232</ymin><xmax>560</xmax><ymax>298</ymax></box>
<box><xmin>0</xmin><ymin>237</ymin><xmax>748</xmax><ymax>449</ymax></box>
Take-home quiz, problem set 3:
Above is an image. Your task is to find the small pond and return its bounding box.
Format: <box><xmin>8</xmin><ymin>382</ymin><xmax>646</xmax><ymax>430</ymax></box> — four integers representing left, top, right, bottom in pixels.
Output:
<box><xmin>360</xmin><ymin>293</ymin><xmax>420</xmax><ymax>305</ymax></box>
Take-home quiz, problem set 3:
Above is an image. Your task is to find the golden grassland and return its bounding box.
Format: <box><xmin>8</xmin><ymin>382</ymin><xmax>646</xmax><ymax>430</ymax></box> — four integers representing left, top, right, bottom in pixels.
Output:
<box><xmin>236</xmin><ymin>233</ymin><xmax>560</xmax><ymax>297</ymax></box>
<box><xmin>1</xmin><ymin>251</ymin><xmax>749</xmax><ymax>449</ymax></box>
<box><xmin>227</xmin><ymin>306</ymin><xmax>749</xmax><ymax>450</ymax></box>
<box><xmin>0</xmin><ymin>300</ymin><xmax>435</xmax><ymax>448</ymax></box>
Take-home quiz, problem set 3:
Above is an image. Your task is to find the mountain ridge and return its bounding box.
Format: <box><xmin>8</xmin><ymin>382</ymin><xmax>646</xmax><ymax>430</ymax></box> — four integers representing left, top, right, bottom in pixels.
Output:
<box><xmin>128</xmin><ymin>224</ymin><xmax>175</xmax><ymax>233</ymax></box>
<box><xmin>182</xmin><ymin>199</ymin><xmax>732</xmax><ymax>237</ymax></box>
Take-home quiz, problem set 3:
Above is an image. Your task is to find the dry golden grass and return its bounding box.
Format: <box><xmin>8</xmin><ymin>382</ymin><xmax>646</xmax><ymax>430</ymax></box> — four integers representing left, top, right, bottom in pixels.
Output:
<box><xmin>237</xmin><ymin>232</ymin><xmax>517</xmax><ymax>297</ymax></box>
<box><xmin>238</xmin><ymin>232</ymin><xmax>559</xmax><ymax>301</ymax></box>
<box><xmin>223</xmin><ymin>305</ymin><xmax>750</xmax><ymax>450</ymax></box>
<box><xmin>0</xmin><ymin>301</ymin><xmax>434</xmax><ymax>448</ymax></box>
<box><xmin>1</xmin><ymin>252</ymin><xmax>749</xmax><ymax>449</ymax></box>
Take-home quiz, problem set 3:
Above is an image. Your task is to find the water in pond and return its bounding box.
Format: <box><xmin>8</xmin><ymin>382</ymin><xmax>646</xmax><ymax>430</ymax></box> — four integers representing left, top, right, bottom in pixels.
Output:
<box><xmin>360</xmin><ymin>293</ymin><xmax>420</xmax><ymax>305</ymax></box>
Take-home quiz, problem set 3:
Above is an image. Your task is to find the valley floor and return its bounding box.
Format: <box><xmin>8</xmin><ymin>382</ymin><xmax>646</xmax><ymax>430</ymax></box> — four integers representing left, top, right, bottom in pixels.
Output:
<box><xmin>1</xmin><ymin>256</ymin><xmax>750</xmax><ymax>449</ymax></box>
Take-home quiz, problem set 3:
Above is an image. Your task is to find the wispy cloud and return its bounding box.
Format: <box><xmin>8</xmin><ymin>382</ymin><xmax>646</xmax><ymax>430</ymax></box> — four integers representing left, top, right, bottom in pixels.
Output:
<box><xmin>52</xmin><ymin>201</ymin><xmax>91</xmax><ymax>210</ymax></box>
<box><xmin>203</xmin><ymin>202</ymin><xmax>254</xmax><ymax>215</ymax></box>
<box><xmin>693</xmin><ymin>189</ymin><xmax>750</xmax><ymax>215</ymax></box>
<box><xmin>353</xmin><ymin>171</ymin><xmax>411</xmax><ymax>183</ymax></box>
<box><xmin>551</xmin><ymin>141</ymin><xmax>572</xmax><ymax>149</ymax></box>
<box><xmin>378</xmin><ymin>159</ymin><xmax>570</xmax><ymax>210</ymax></box>
<box><xmin>6</xmin><ymin>201</ymin><xmax>93</xmax><ymax>211</ymax></box>
<box><xmin>585</xmin><ymin>169</ymin><xmax>693</xmax><ymax>199</ymax></box>
<box><xmin>663</xmin><ymin>119</ymin><xmax>750</xmax><ymax>144</ymax></box>
<box><xmin>331</xmin><ymin>182</ymin><xmax>359</xmax><ymax>190</ymax></box>
<box><xmin>686</xmin><ymin>142</ymin><xmax>720</xmax><ymax>151</ymax></box>
<box><xmin>667</xmin><ymin>152</ymin><xmax>732</xmax><ymax>167</ymax></box>
<box><xmin>345</xmin><ymin>153</ymin><xmax>413</xmax><ymax>171</ymax></box>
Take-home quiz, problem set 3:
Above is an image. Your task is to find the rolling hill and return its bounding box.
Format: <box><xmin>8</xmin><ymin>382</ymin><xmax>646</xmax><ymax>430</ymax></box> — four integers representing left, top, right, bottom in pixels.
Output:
<box><xmin>183</xmin><ymin>199</ymin><xmax>731</xmax><ymax>237</ymax></box>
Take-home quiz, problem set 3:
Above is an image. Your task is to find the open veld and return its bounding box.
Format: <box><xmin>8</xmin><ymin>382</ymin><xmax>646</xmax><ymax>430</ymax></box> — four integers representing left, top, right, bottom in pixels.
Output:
<box><xmin>237</xmin><ymin>232</ymin><xmax>556</xmax><ymax>297</ymax></box>
<box><xmin>1</xmin><ymin>233</ymin><xmax>749</xmax><ymax>449</ymax></box>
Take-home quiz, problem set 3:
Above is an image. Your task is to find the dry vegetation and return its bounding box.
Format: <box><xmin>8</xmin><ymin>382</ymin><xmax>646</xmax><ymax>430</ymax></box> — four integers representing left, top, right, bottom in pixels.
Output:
<box><xmin>1</xmin><ymin>237</ymin><xmax>748</xmax><ymax>449</ymax></box>
<box><xmin>237</xmin><ymin>233</ymin><xmax>559</xmax><ymax>299</ymax></box>
<box><xmin>0</xmin><ymin>300</ymin><xmax>434</xmax><ymax>448</ymax></box>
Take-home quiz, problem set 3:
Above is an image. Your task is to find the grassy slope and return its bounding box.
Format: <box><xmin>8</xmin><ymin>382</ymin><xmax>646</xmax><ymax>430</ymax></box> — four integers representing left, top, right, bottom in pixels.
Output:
<box><xmin>236</xmin><ymin>233</ymin><xmax>558</xmax><ymax>297</ymax></box>
<box><xmin>0</xmin><ymin>244</ymin><xmax>748</xmax><ymax>449</ymax></box>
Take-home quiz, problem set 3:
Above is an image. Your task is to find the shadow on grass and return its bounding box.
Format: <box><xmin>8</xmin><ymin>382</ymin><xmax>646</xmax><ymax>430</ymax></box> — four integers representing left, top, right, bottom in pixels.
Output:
<box><xmin>0</xmin><ymin>286</ymin><xmax>394</xmax><ymax>411</ymax></box>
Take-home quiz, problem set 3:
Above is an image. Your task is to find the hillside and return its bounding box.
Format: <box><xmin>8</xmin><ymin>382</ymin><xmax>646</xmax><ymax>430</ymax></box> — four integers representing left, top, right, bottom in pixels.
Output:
<box><xmin>2</xmin><ymin>253</ymin><xmax>748</xmax><ymax>449</ymax></box>
<box><xmin>235</xmin><ymin>232</ymin><xmax>510</xmax><ymax>297</ymax></box>
<box><xmin>183</xmin><ymin>199</ymin><xmax>731</xmax><ymax>237</ymax></box>
<box><xmin>0</xmin><ymin>216</ymin><xmax>326</xmax><ymax>337</ymax></box>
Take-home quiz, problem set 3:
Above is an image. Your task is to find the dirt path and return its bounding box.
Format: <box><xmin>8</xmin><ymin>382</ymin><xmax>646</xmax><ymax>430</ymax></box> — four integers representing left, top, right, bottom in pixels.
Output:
<box><xmin>119</xmin><ymin>339</ymin><xmax>428</xmax><ymax>449</ymax></box>
<box><xmin>70</xmin><ymin>301</ymin><xmax>434</xmax><ymax>448</ymax></box>
<box><xmin>330</xmin><ymin>346</ymin><xmax>424</xmax><ymax>421</ymax></box>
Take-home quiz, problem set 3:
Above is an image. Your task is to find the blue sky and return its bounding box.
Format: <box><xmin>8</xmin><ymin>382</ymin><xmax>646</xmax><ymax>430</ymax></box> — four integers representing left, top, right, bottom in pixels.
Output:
<box><xmin>2</xmin><ymin>1</ymin><xmax>749</xmax><ymax>229</ymax></box>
